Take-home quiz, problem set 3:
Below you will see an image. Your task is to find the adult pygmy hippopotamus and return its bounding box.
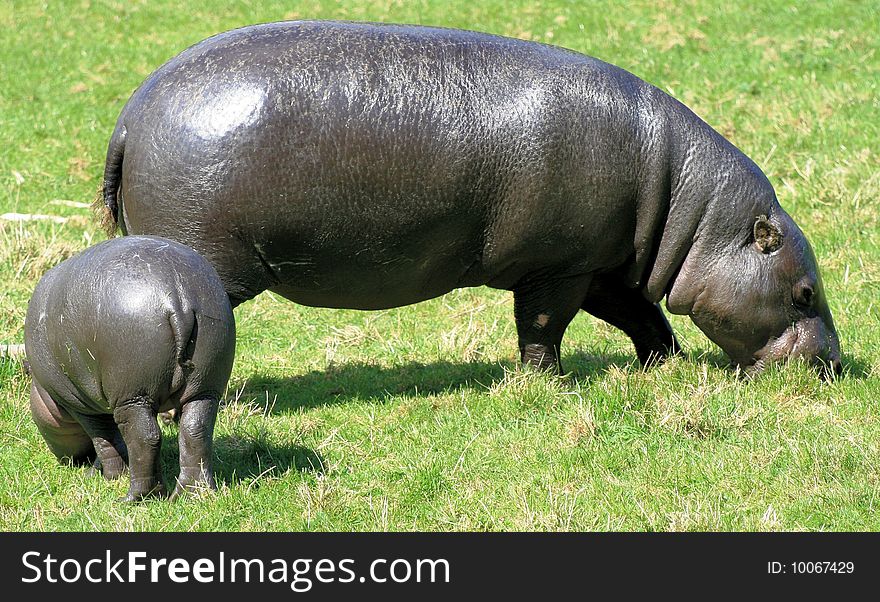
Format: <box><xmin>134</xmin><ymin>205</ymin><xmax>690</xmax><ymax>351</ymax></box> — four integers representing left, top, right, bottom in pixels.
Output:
<box><xmin>100</xmin><ymin>21</ymin><xmax>841</xmax><ymax>377</ymax></box>
<box><xmin>25</xmin><ymin>236</ymin><xmax>235</xmax><ymax>501</ymax></box>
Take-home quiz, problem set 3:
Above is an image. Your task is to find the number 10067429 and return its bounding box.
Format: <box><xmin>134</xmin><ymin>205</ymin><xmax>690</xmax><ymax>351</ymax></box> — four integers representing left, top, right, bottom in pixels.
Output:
<box><xmin>768</xmin><ymin>561</ymin><xmax>855</xmax><ymax>575</ymax></box>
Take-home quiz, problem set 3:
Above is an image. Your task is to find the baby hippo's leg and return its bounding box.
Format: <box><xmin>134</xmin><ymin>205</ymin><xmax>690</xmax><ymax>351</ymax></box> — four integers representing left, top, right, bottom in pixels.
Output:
<box><xmin>113</xmin><ymin>397</ymin><xmax>166</xmax><ymax>501</ymax></box>
<box><xmin>73</xmin><ymin>412</ymin><xmax>128</xmax><ymax>480</ymax></box>
<box><xmin>29</xmin><ymin>382</ymin><xmax>94</xmax><ymax>466</ymax></box>
<box><xmin>172</xmin><ymin>396</ymin><xmax>219</xmax><ymax>500</ymax></box>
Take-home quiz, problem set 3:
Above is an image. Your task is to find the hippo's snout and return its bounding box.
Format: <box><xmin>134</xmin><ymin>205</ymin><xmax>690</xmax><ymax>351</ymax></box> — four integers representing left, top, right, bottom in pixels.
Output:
<box><xmin>795</xmin><ymin>315</ymin><xmax>842</xmax><ymax>379</ymax></box>
<box><xmin>825</xmin><ymin>357</ymin><xmax>843</xmax><ymax>379</ymax></box>
<box><xmin>810</xmin><ymin>331</ymin><xmax>843</xmax><ymax>380</ymax></box>
<box><xmin>752</xmin><ymin>316</ymin><xmax>841</xmax><ymax>378</ymax></box>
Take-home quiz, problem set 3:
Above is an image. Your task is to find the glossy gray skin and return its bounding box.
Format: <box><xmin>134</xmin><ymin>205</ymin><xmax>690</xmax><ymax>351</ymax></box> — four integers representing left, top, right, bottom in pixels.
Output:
<box><xmin>102</xmin><ymin>21</ymin><xmax>840</xmax><ymax>376</ymax></box>
<box><xmin>25</xmin><ymin>236</ymin><xmax>236</xmax><ymax>501</ymax></box>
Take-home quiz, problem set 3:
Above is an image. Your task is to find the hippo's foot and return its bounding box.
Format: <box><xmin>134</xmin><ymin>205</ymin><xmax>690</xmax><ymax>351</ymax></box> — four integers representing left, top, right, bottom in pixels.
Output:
<box><xmin>87</xmin><ymin>455</ymin><xmax>127</xmax><ymax>480</ymax></box>
<box><xmin>171</xmin><ymin>396</ymin><xmax>219</xmax><ymax>501</ymax></box>
<box><xmin>631</xmin><ymin>331</ymin><xmax>681</xmax><ymax>368</ymax></box>
<box><xmin>121</xmin><ymin>477</ymin><xmax>168</xmax><ymax>503</ymax></box>
<box><xmin>520</xmin><ymin>343</ymin><xmax>562</xmax><ymax>372</ymax></box>
<box><xmin>158</xmin><ymin>409</ymin><xmax>178</xmax><ymax>425</ymax></box>
<box><xmin>170</xmin><ymin>466</ymin><xmax>217</xmax><ymax>501</ymax></box>
<box><xmin>514</xmin><ymin>275</ymin><xmax>594</xmax><ymax>374</ymax></box>
<box><xmin>69</xmin><ymin>411</ymin><xmax>129</xmax><ymax>481</ymax></box>
<box><xmin>114</xmin><ymin>398</ymin><xmax>165</xmax><ymax>502</ymax></box>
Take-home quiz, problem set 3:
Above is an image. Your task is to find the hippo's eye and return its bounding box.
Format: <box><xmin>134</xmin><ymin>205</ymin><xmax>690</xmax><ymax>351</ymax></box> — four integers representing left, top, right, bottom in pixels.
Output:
<box><xmin>793</xmin><ymin>281</ymin><xmax>814</xmax><ymax>309</ymax></box>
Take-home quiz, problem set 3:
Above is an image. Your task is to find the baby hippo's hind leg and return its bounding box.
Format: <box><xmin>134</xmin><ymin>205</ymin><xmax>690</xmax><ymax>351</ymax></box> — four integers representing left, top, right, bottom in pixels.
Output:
<box><xmin>113</xmin><ymin>397</ymin><xmax>166</xmax><ymax>501</ymax></box>
<box><xmin>171</xmin><ymin>396</ymin><xmax>219</xmax><ymax>500</ymax></box>
<box><xmin>581</xmin><ymin>275</ymin><xmax>681</xmax><ymax>366</ymax></box>
<box><xmin>72</xmin><ymin>412</ymin><xmax>128</xmax><ymax>480</ymax></box>
<box><xmin>29</xmin><ymin>381</ymin><xmax>94</xmax><ymax>466</ymax></box>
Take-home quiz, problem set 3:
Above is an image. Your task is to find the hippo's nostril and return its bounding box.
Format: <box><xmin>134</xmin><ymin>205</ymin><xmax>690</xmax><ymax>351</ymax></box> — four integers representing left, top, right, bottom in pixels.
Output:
<box><xmin>817</xmin><ymin>357</ymin><xmax>843</xmax><ymax>381</ymax></box>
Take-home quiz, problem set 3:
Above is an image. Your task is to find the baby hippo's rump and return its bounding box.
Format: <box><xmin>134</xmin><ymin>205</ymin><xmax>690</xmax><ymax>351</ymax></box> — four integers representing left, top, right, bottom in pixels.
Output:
<box><xmin>24</xmin><ymin>236</ymin><xmax>235</xmax><ymax>501</ymax></box>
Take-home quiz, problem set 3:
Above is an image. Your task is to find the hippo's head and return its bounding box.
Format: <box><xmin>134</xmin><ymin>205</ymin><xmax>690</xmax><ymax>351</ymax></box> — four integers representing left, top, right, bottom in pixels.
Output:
<box><xmin>666</xmin><ymin>210</ymin><xmax>841</xmax><ymax>378</ymax></box>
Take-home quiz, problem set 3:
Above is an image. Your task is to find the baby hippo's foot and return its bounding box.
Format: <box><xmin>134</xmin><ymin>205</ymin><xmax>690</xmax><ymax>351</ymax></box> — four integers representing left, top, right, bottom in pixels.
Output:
<box><xmin>158</xmin><ymin>409</ymin><xmax>178</xmax><ymax>425</ymax></box>
<box><xmin>87</xmin><ymin>455</ymin><xmax>127</xmax><ymax>480</ymax></box>
<box><xmin>170</xmin><ymin>466</ymin><xmax>217</xmax><ymax>501</ymax></box>
<box><xmin>121</xmin><ymin>477</ymin><xmax>168</xmax><ymax>503</ymax></box>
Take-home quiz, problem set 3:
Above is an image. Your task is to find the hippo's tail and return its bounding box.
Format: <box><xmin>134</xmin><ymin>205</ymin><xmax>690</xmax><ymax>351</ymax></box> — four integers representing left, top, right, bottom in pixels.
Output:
<box><xmin>93</xmin><ymin>122</ymin><xmax>126</xmax><ymax>238</ymax></box>
<box><xmin>166</xmin><ymin>306</ymin><xmax>196</xmax><ymax>394</ymax></box>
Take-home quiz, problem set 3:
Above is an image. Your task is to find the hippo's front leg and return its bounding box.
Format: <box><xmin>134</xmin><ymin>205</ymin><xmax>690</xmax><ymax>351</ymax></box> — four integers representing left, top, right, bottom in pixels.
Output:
<box><xmin>113</xmin><ymin>398</ymin><xmax>166</xmax><ymax>501</ymax></box>
<box><xmin>171</xmin><ymin>396</ymin><xmax>219</xmax><ymax>500</ymax></box>
<box><xmin>581</xmin><ymin>274</ymin><xmax>681</xmax><ymax>366</ymax></box>
<box><xmin>514</xmin><ymin>275</ymin><xmax>594</xmax><ymax>373</ymax></box>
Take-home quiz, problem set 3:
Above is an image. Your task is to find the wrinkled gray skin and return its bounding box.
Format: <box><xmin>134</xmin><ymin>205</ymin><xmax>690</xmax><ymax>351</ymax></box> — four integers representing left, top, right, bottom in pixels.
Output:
<box><xmin>25</xmin><ymin>236</ymin><xmax>235</xmax><ymax>501</ymax></box>
<box><xmin>102</xmin><ymin>21</ymin><xmax>840</xmax><ymax>376</ymax></box>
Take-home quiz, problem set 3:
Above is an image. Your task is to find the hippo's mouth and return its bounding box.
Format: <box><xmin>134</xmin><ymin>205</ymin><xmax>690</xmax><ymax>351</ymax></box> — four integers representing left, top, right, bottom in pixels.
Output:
<box><xmin>743</xmin><ymin>325</ymin><xmax>801</xmax><ymax>376</ymax></box>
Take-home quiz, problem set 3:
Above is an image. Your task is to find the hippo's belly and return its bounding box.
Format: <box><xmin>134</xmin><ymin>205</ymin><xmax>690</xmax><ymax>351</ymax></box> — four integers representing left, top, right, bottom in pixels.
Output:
<box><xmin>237</xmin><ymin>208</ymin><xmax>500</xmax><ymax>309</ymax></box>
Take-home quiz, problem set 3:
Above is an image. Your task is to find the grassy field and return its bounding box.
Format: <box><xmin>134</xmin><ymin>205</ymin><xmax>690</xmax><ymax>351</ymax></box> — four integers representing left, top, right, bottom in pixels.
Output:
<box><xmin>0</xmin><ymin>0</ymin><xmax>878</xmax><ymax>531</ymax></box>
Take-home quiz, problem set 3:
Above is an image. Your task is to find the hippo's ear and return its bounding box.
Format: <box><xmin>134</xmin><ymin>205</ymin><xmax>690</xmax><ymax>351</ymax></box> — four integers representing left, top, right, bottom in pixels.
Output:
<box><xmin>753</xmin><ymin>215</ymin><xmax>783</xmax><ymax>253</ymax></box>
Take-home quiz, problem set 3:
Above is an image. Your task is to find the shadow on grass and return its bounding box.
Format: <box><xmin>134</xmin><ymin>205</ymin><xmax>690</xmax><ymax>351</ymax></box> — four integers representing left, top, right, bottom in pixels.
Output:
<box><xmin>840</xmin><ymin>354</ymin><xmax>872</xmax><ymax>380</ymax></box>
<box><xmin>159</xmin><ymin>435</ymin><xmax>325</xmax><ymax>491</ymax></box>
<box><xmin>233</xmin><ymin>344</ymin><xmax>871</xmax><ymax>415</ymax></box>
<box><xmin>214</xmin><ymin>435</ymin><xmax>325</xmax><ymax>485</ymax></box>
<box><xmin>237</xmin><ymin>351</ymin><xmax>639</xmax><ymax>413</ymax></box>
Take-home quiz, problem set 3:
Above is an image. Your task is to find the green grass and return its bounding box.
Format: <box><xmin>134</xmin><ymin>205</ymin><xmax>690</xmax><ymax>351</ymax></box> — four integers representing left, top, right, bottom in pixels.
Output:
<box><xmin>1</xmin><ymin>0</ymin><xmax>878</xmax><ymax>531</ymax></box>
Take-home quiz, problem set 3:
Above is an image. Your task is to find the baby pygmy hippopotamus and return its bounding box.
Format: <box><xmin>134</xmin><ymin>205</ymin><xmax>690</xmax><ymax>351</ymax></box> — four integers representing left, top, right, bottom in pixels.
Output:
<box><xmin>24</xmin><ymin>236</ymin><xmax>235</xmax><ymax>501</ymax></box>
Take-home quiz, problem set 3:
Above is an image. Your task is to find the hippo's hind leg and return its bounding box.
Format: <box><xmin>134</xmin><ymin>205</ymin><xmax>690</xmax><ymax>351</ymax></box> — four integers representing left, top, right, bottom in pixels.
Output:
<box><xmin>113</xmin><ymin>397</ymin><xmax>167</xmax><ymax>501</ymax></box>
<box><xmin>171</xmin><ymin>396</ymin><xmax>219</xmax><ymax>500</ymax></box>
<box><xmin>71</xmin><ymin>411</ymin><xmax>128</xmax><ymax>480</ymax></box>
<box><xmin>581</xmin><ymin>274</ymin><xmax>681</xmax><ymax>366</ymax></box>
<box><xmin>513</xmin><ymin>274</ymin><xmax>594</xmax><ymax>373</ymax></box>
<box><xmin>29</xmin><ymin>381</ymin><xmax>94</xmax><ymax>466</ymax></box>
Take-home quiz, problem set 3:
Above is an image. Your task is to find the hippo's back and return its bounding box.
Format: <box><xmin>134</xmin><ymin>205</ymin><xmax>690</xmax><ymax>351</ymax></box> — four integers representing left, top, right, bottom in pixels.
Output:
<box><xmin>113</xmin><ymin>21</ymin><xmax>650</xmax><ymax>307</ymax></box>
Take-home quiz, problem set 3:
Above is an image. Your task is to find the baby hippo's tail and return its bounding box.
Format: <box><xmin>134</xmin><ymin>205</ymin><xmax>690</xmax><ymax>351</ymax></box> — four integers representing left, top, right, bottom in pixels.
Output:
<box><xmin>166</xmin><ymin>306</ymin><xmax>197</xmax><ymax>395</ymax></box>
